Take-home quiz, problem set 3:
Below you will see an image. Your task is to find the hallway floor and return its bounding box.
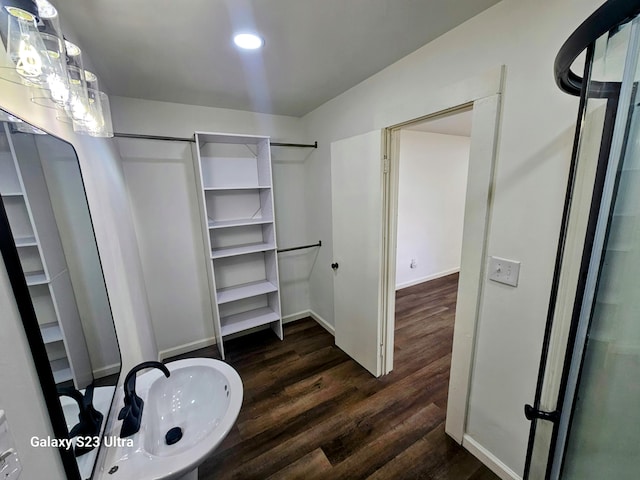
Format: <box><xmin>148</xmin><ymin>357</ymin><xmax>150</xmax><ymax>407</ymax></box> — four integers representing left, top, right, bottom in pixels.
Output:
<box><xmin>172</xmin><ymin>273</ymin><xmax>499</xmax><ymax>479</ymax></box>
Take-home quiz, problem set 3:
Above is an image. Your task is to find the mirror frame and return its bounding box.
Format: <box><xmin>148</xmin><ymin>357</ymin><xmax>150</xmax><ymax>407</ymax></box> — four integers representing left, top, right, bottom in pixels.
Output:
<box><xmin>0</xmin><ymin>128</ymin><xmax>122</xmax><ymax>479</ymax></box>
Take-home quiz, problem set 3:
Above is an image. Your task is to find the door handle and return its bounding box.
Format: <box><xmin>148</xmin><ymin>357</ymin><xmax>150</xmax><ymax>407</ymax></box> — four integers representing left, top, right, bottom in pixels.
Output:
<box><xmin>331</xmin><ymin>262</ymin><xmax>339</xmax><ymax>270</ymax></box>
<box><xmin>524</xmin><ymin>404</ymin><xmax>560</xmax><ymax>423</ymax></box>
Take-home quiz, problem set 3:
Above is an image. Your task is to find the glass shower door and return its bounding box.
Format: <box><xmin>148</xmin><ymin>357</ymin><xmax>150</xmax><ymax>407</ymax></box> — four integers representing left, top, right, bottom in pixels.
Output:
<box><xmin>558</xmin><ymin>18</ymin><xmax>640</xmax><ymax>479</ymax></box>
<box><xmin>524</xmin><ymin>2</ymin><xmax>640</xmax><ymax>478</ymax></box>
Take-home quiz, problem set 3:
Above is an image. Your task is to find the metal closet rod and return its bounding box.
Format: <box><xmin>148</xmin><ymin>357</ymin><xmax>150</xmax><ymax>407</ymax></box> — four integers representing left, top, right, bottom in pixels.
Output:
<box><xmin>114</xmin><ymin>132</ymin><xmax>193</xmax><ymax>142</ymax></box>
<box><xmin>277</xmin><ymin>240</ymin><xmax>321</xmax><ymax>253</ymax></box>
<box><xmin>271</xmin><ymin>141</ymin><xmax>318</xmax><ymax>148</ymax></box>
<box><xmin>114</xmin><ymin>132</ymin><xmax>317</xmax><ymax>148</ymax></box>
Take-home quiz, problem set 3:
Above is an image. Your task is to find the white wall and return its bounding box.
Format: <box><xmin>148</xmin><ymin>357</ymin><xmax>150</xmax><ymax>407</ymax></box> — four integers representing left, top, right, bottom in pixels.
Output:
<box><xmin>111</xmin><ymin>96</ymin><xmax>314</xmax><ymax>358</ymax></box>
<box><xmin>271</xmin><ymin>145</ymin><xmax>315</xmax><ymax>317</ymax></box>
<box><xmin>395</xmin><ymin>130</ymin><xmax>469</xmax><ymax>289</ymax></box>
<box><xmin>301</xmin><ymin>0</ymin><xmax>602</xmax><ymax>476</ymax></box>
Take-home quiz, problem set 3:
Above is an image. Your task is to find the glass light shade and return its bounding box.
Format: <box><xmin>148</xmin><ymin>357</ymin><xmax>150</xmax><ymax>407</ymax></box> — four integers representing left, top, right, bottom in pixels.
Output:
<box><xmin>64</xmin><ymin>39</ymin><xmax>81</xmax><ymax>58</ymax></box>
<box><xmin>34</xmin><ymin>0</ymin><xmax>57</xmax><ymax>19</ymax></box>
<box><xmin>72</xmin><ymin>88</ymin><xmax>113</xmax><ymax>138</ymax></box>
<box><xmin>38</xmin><ymin>32</ymin><xmax>69</xmax><ymax>105</ymax></box>
<box><xmin>3</xmin><ymin>0</ymin><xmax>39</xmax><ymax>21</ymax></box>
<box><xmin>6</xmin><ymin>12</ymin><xmax>52</xmax><ymax>85</ymax></box>
<box><xmin>95</xmin><ymin>90</ymin><xmax>113</xmax><ymax>137</ymax></box>
<box><xmin>84</xmin><ymin>69</ymin><xmax>99</xmax><ymax>90</ymax></box>
<box><xmin>72</xmin><ymin>84</ymin><xmax>102</xmax><ymax>131</ymax></box>
<box><xmin>63</xmin><ymin>40</ymin><xmax>87</xmax><ymax>119</ymax></box>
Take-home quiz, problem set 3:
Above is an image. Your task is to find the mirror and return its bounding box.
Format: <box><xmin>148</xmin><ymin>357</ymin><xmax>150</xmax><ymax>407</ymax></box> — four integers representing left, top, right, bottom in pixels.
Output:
<box><xmin>0</xmin><ymin>109</ymin><xmax>121</xmax><ymax>480</ymax></box>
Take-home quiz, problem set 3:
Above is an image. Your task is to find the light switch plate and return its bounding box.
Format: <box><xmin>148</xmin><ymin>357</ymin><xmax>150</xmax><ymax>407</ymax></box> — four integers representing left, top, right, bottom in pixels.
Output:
<box><xmin>488</xmin><ymin>256</ymin><xmax>520</xmax><ymax>287</ymax></box>
<box><xmin>0</xmin><ymin>410</ymin><xmax>22</xmax><ymax>480</ymax></box>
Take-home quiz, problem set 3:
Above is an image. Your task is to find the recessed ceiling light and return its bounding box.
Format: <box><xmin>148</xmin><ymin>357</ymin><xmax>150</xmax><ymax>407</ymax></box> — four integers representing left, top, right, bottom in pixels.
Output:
<box><xmin>233</xmin><ymin>33</ymin><xmax>264</xmax><ymax>50</ymax></box>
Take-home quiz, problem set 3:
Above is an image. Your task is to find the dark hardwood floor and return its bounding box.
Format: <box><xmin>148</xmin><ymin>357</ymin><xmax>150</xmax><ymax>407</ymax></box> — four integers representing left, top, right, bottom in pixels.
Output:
<box><xmin>171</xmin><ymin>273</ymin><xmax>499</xmax><ymax>479</ymax></box>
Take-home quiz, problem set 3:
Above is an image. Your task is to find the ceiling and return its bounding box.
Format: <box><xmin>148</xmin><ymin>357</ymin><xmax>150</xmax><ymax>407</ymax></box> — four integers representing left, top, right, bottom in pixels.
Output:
<box><xmin>55</xmin><ymin>0</ymin><xmax>500</xmax><ymax>117</ymax></box>
<box><xmin>405</xmin><ymin>108</ymin><xmax>473</xmax><ymax>137</ymax></box>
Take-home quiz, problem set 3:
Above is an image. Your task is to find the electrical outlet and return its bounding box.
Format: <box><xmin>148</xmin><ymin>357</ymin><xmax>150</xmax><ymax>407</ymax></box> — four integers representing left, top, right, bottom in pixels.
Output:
<box><xmin>488</xmin><ymin>256</ymin><xmax>520</xmax><ymax>287</ymax></box>
<box><xmin>410</xmin><ymin>259</ymin><xmax>417</xmax><ymax>269</ymax></box>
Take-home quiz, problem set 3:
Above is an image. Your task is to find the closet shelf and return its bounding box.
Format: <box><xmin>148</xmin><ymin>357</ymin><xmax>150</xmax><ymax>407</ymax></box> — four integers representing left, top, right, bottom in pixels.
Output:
<box><xmin>15</xmin><ymin>235</ymin><xmax>37</xmax><ymax>247</ymax></box>
<box><xmin>217</xmin><ymin>280</ymin><xmax>278</xmax><ymax>304</ymax></box>
<box><xmin>1</xmin><ymin>191</ymin><xmax>24</xmax><ymax>197</ymax></box>
<box><xmin>26</xmin><ymin>271</ymin><xmax>49</xmax><ymax>286</ymax></box>
<box><xmin>51</xmin><ymin>360</ymin><xmax>73</xmax><ymax>384</ymax></box>
<box><xmin>208</xmin><ymin>217</ymin><xmax>273</xmax><ymax>229</ymax></box>
<box><xmin>40</xmin><ymin>323</ymin><xmax>64</xmax><ymax>344</ymax></box>
<box><xmin>203</xmin><ymin>185</ymin><xmax>271</xmax><ymax>191</ymax></box>
<box><xmin>220</xmin><ymin>307</ymin><xmax>280</xmax><ymax>337</ymax></box>
<box><xmin>211</xmin><ymin>241</ymin><xmax>275</xmax><ymax>259</ymax></box>
<box><xmin>45</xmin><ymin>345</ymin><xmax>68</xmax><ymax>362</ymax></box>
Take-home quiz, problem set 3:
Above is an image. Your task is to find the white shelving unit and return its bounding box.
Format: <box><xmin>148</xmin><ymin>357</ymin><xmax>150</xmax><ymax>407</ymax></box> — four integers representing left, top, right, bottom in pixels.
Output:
<box><xmin>0</xmin><ymin>123</ymin><xmax>91</xmax><ymax>387</ymax></box>
<box><xmin>193</xmin><ymin>132</ymin><xmax>283</xmax><ymax>359</ymax></box>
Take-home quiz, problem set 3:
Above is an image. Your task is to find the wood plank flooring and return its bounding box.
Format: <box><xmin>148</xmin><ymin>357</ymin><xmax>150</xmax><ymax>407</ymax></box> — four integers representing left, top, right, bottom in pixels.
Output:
<box><xmin>171</xmin><ymin>273</ymin><xmax>499</xmax><ymax>479</ymax></box>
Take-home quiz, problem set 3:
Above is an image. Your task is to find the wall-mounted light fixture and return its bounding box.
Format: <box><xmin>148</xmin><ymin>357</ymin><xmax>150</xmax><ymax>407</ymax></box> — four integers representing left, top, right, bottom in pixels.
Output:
<box><xmin>0</xmin><ymin>0</ymin><xmax>113</xmax><ymax>137</ymax></box>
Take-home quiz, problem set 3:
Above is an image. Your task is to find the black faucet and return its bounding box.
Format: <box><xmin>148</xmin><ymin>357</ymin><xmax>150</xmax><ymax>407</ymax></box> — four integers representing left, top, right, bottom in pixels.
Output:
<box><xmin>118</xmin><ymin>361</ymin><xmax>170</xmax><ymax>438</ymax></box>
<box><xmin>57</xmin><ymin>384</ymin><xmax>104</xmax><ymax>457</ymax></box>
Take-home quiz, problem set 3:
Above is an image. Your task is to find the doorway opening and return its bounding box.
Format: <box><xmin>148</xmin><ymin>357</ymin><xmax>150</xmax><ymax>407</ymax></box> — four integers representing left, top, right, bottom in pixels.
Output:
<box><xmin>390</xmin><ymin>106</ymin><xmax>473</xmax><ymax>428</ymax></box>
<box><xmin>379</xmin><ymin>92</ymin><xmax>501</xmax><ymax>449</ymax></box>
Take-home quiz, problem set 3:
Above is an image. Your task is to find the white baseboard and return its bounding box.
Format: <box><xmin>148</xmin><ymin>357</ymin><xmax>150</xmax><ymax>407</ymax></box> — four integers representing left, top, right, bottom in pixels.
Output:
<box><xmin>462</xmin><ymin>434</ymin><xmax>522</xmax><ymax>480</ymax></box>
<box><xmin>158</xmin><ymin>336</ymin><xmax>217</xmax><ymax>361</ymax></box>
<box><xmin>93</xmin><ymin>363</ymin><xmax>121</xmax><ymax>379</ymax></box>
<box><xmin>283</xmin><ymin>310</ymin><xmax>313</xmax><ymax>324</ymax></box>
<box><xmin>283</xmin><ymin>309</ymin><xmax>335</xmax><ymax>336</ymax></box>
<box><xmin>395</xmin><ymin>267</ymin><xmax>460</xmax><ymax>290</ymax></box>
<box><xmin>309</xmin><ymin>309</ymin><xmax>335</xmax><ymax>336</ymax></box>
<box><xmin>157</xmin><ymin>311</ymin><xmax>334</xmax><ymax>360</ymax></box>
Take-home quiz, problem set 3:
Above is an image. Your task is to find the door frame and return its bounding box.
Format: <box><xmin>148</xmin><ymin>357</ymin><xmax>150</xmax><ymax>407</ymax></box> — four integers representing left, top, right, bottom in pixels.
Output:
<box><xmin>380</xmin><ymin>68</ymin><xmax>504</xmax><ymax>446</ymax></box>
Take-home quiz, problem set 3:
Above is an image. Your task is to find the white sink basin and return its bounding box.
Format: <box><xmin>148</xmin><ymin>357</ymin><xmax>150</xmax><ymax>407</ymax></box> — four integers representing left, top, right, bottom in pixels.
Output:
<box><xmin>95</xmin><ymin>358</ymin><xmax>243</xmax><ymax>480</ymax></box>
